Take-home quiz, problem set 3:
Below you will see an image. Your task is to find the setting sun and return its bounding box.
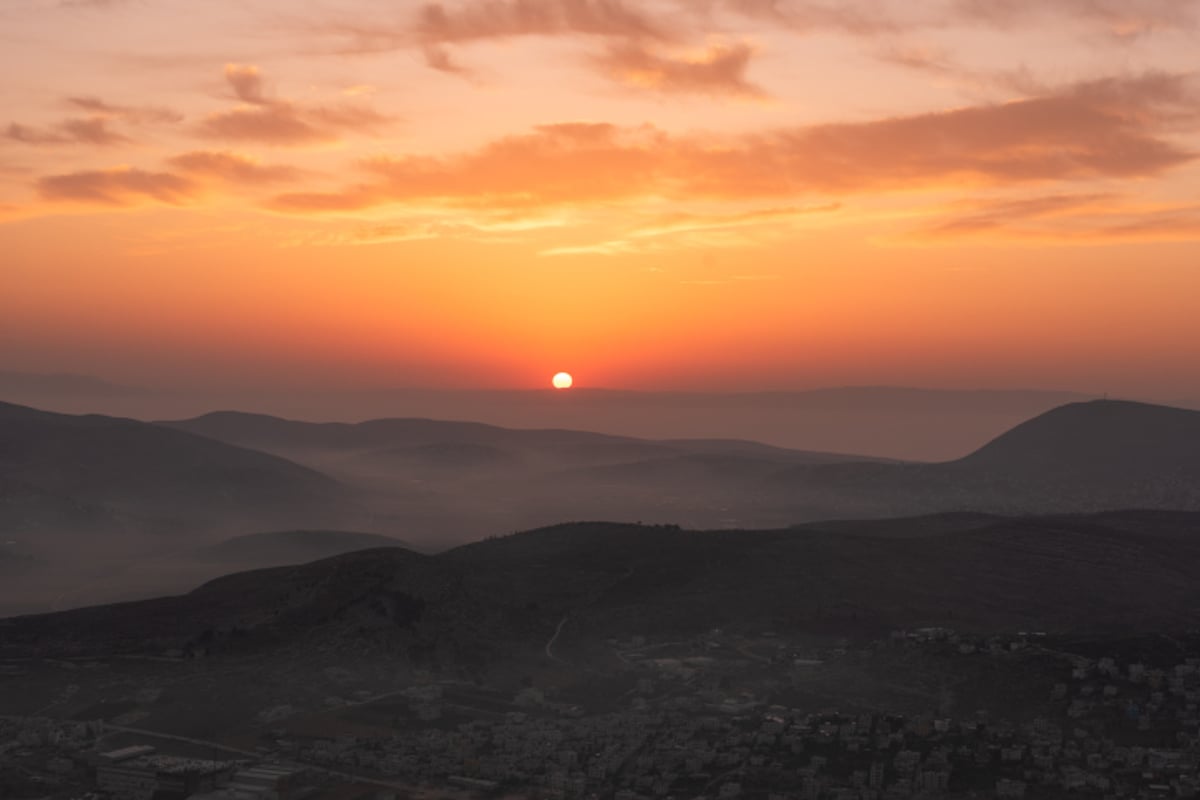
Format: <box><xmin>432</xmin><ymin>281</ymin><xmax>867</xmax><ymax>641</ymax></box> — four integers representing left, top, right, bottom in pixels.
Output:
<box><xmin>552</xmin><ymin>372</ymin><xmax>574</xmax><ymax>390</ymax></box>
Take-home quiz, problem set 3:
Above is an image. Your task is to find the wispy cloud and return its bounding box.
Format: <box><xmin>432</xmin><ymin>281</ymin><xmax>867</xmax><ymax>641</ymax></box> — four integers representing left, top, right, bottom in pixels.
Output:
<box><xmin>66</xmin><ymin>96</ymin><xmax>183</xmax><ymax>125</ymax></box>
<box><xmin>270</xmin><ymin>73</ymin><xmax>1197</xmax><ymax>214</ymax></box>
<box><xmin>596</xmin><ymin>40</ymin><xmax>766</xmax><ymax>97</ymax></box>
<box><xmin>718</xmin><ymin>0</ymin><xmax>903</xmax><ymax>35</ymax></box>
<box><xmin>37</xmin><ymin>167</ymin><xmax>196</xmax><ymax>206</ymax></box>
<box><xmin>541</xmin><ymin>204</ymin><xmax>839</xmax><ymax>255</ymax></box>
<box><xmin>6</xmin><ymin>117</ymin><xmax>131</xmax><ymax>146</ymax></box>
<box><xmin>197</xmin><ymin>64</ymin><xmax>391</xmax><ymax>146</ymax></box>
<box><xmin>6</xmin><ymin>93</ymin><xmax>183</xmax><ymax>148</ymax></box>
<box><xmin>167</xmin><ymin>151</ymin><xmax>305</xmax><ymax>185</ymax></box>
<box><xmin>951</xmin><ymin>0</ymin><xmax>1198</xmax><ymax>39</ymax></box>
<box><xmin>908</xmin><ymin>192</ymin><xmax>1200</xmax><ymax>244</ymax></box>
<box><xmin>629</xmin><ymin>204</ymin><xmax>840</xmax><ymax>238</ymax></box>
<box><xmin>874</xmin><ymin>43</ymin><xmax>959</xmax><ymax>75</ymax></box>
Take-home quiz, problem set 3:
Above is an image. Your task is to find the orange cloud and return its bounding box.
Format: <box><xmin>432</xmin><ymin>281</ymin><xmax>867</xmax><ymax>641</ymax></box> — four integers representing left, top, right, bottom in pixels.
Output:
<box><xmin>167</xmin><ymin>151</ymin><xmax>304</xmax><ymax>184</ymax></box>
<box><xmin>6</xmin><ymin>117</ymin><xmax>130</xmax><ymax>146</ymax></box>
<box><xmin>875</xmin><ymin>43</ymin><xmax>958</xmax><ymax>74</ymax></box>
<box><xmin>909</xmin><ymin>193</ymin><xmax>1200</xmax><ymax>243</ymax></box>
<box><xmin>417</xmin><ymin>0</ymin><xmax>668</xmax><ymax>44</ymax></box>
<box><xmin>271</xmin><ymin>74</ymin><xmax>1196</xmax><ymax>213</ymax></box>
<box><xmin>952</xmin><ymin>0</ymin><xmax>1197</xmax><ymax>38</ymax></box>
<box><xmin>713</xmin><ymin>0</ymin><xmax>1197</xmax><ymax>41</ymax></box>
<box><xmin>597</xmin><ymin>41</ymin><xmax>765</xmax><ymax>97</ymax></box>
<box><xmin>36</xmin><ymin>167</ymin><xmax>196</xmax><ymax>206</ymax></box>
<box><xmin>199</xmin><ymin>106</ymin><xmax>335</xmax><ymax>146</ymax></box>
<box><xmin>223</xmin><ymin>64</ymin><xmax>269</xmax><ymax>105</ymax></box>
<box><xmin>198</xmin><ymin>64</ymin><xmax>390</xmax><ymax>146</ymax></box>
<box><xmin>628</xmin><ymin>204</ymin><xmax>841</xmax><ymax>238</ymax></box>
<box><xmin>319</xmin><ymin>0</ymin><xmax>673</xmax><ymax>77</ymax></box>
<box><xmin>720</xmin><ymin>0</ymin><xmax>901</xmax><ymax>35</ymax></box>
<box><xmin>66</xmin><ymin>96</ymin><xmax>183</xmax><ymax>125</ymax></box>
<box><xmin>542</xmin><ymin>203</ymin><xmax>841</xmax><ymax>255</ymax></box>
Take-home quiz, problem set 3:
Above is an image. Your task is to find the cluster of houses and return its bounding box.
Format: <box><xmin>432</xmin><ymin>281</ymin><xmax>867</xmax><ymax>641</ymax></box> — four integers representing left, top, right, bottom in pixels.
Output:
<box><xmin>4</xmin><ymin>629</ymin><xmax>1200</xmax><ymax>799</ymax></box>
<box><xmin>274</xmin><ymin>631</ymin><xmax>1200</xmax><ymax>799</ymax></box>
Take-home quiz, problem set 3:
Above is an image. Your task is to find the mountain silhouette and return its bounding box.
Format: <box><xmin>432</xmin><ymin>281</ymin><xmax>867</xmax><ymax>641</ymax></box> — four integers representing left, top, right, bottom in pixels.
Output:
<box><xmin>767</xmin><ymin>400</ymin><xmax>1200</xmax><ymax>517</ymax></box>
<box><xmin>6</xmin><ymin>511</ymin><xmax>1200</xmax><ymax>663</ymax></box>
<box><xmin>0</xmin><ymin>401</ymin><xmax>350</xmax><ymax>543</ymax></box>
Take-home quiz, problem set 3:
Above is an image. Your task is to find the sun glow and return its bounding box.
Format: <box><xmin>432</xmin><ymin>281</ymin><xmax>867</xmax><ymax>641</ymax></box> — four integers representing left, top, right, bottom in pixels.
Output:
<box><xmin>552</xmin><ymin>372</ymin><xmax>574</xmax><ymax>390</ymax></box>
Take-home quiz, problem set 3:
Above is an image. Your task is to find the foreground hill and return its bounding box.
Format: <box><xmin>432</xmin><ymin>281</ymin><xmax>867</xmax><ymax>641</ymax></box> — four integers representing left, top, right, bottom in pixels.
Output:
<box><xmin>6</xmin><ymin>511</ymin><xmax>1200</xmax><ymax>662</ymax></box>
<box><xmin>195</xmin><ymin>529</ymin><xmax>409</xmax><ymax>564</ymax></box>
<box><xmin>767</xmin><ymin>400</ymin><xmax>1200</xmax><ymax>518</ymax></box>
<box><xmin>1</xmin><ymin>530</ymin><xmax>411</xmax><ymax>619</ymax></box>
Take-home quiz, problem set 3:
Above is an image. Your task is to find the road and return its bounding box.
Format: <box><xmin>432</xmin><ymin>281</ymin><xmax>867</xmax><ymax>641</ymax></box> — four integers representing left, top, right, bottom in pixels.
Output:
<box><xmin>99</xmin><ymin>723</ymin><xmax>416</xmax><ymax>792</ymax></box>
<box><xmin>545</xmin><ymin>616</ymin><xmax>569</xmax><ymax>662</ymax></box>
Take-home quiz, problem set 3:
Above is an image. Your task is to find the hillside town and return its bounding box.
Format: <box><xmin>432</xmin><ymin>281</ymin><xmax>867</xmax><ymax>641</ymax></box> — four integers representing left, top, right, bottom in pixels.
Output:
<box><xmin>4</xmin><ymin>629</ymin><xmax>1199</xmax><ymax>800</ymax></box>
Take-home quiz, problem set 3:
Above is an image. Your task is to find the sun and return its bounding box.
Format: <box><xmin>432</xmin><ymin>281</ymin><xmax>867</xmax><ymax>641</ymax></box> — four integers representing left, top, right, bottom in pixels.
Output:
<box><xmin>552</xmin><ymin>372</ymin><xmax>574</xmax><ymax>390</ymax></box>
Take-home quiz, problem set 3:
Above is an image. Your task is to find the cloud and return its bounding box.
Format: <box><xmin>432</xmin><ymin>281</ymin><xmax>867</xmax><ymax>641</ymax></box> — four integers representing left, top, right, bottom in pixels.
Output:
<box><xmin>874</xmin><ymin>43</ymin><xmax>958</xmax><ymax>74</ymax></box>
<box><xmin>718</xmin><ymin>0</ymin><xmax>902</xmax><ymax>35</ymax></box>
<box><xmin>270</xmin><ymin>122</ymin><xmax>664</xmax><ymax>212</ymax></box>
<box><xmin>318</xmin><ymin>0</ymin><xmax>673</xmax><ymax>76</ymax></box>
<box><xmin>66</xmin><ymin>96</ymin><xmax>183</xmax><ymax>125</ymax></box>
<box><xmin>199</xmin><ymin>106</ymin><xmax>334</xmax><ymax>146</ymax></box>
<box><xmin>709</xmin><ymin>0</ymin><xmax>1197</xmax><ymax>41</ymax></box>
<box><xmin>918</xmin><ymin>193</ymin><xmax>1116</xmax><ymax>235</ymax></box>
<box><xmin>223</xmin><ymin>64</ymin><xmax>269</xmax><ymax>105</ymax></box>
<box><xmin>271</xmin><ymin>73</ymin><xmax>1196</xmax><ymax>213</ymax></box>
<box><xmin>167</xmin><ymin>151</ymin><xmax>304</xmax><ymax>185</ymax></box>
<box><xmin>951</xmin><ymin>0</ymin><xmax>1198</xmax><ymax>39</ymax></box>
<box><xmin>36</xmin><ymin>167</ymin><xmax>196</xmax><ymax>206</ymax></box>
<box><xmin>628</xmin><ymin>204</ymin><xmax>841</xmax><ymax>238</ymax></box>
<box><xmin>909</xmin><ymin>192</ymin><xmax>1200</xmax><ymax>244</ymax></box>
<box><xmin>197</xmin><ymin>64</ymin><xmax>391</xmax><ymax>146</ymax></box>
<box><xmin>596</xmin><ymin>41</ymin><xmax>765</xmax><ymax>96</ymax></box>
<box><xmin>541</xmin><ymin>203</ymin><xmax>840</xmax><ymax>255</ymax></box>
<box><xmin>416</xmin><ymin>0</ymin><xmax>668</xmax><ymax>45</ymax></box>
<box><xmin>6</xmin><ymin>117</ymin><xmax>130</xmax><ymax>146</ymax></box>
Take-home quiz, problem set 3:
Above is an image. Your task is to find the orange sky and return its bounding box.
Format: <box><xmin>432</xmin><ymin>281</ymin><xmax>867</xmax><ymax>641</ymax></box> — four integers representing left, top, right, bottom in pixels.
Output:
<box><xmin>2</xmin><ymin>0</ymin><xmax>1199</xmax><ymax>397</ymax></box>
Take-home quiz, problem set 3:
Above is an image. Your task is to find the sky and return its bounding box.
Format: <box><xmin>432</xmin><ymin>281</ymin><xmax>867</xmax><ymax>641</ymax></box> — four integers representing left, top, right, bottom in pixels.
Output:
<box><xmin>2</xmin><ymin>0</ymin><xmax>1199</xmax><ymax>397</ymax></box>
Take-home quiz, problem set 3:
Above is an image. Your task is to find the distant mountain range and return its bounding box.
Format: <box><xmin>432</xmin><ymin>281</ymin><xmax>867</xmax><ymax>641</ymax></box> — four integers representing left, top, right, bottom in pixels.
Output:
<box><xmin>157</xmin><ymin>410</ymin><xmax>888</xmax><ymax>541</ymax></box>
<box><xmin>0</xmin><ymin>370</ymin><xmax>1111</xmax><ymax>460</ymax></box>
<box><xmin>5</xmin><ymin>397</ymin><xmax>1200</xmax><ymax>616</ymax></box>
<box><xmin>0</xmin><ymin>370</ymin><xmax>147</xmax><ymax>398</ymax></box>
<box><xmin>164</xmin><ymin>398</ymin><xmax>1200</xmax><ymax>526</ymax></box>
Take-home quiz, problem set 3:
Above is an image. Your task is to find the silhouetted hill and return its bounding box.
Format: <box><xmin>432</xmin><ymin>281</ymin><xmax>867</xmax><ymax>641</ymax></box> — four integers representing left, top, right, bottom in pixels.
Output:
<box><xmin>195</xmin><ymin>529</ymin><xmax>409</xmax><ymax>564</ymax></box>
<box><xmin>7</xmin><ymin>511</ymin><xmax>1200</xmax><ymax>662</ymax></box>
<box><xmin>160</xmin><ymin>412</ymin><xmax>633</xmax><ymax>454</ymax></box>
<box><xmin>22</xmin><ymin>381</ymin><xmax>1101</xmax><ymax>460</ymax></box>
<box><xmin>0</xmin><ymin>401</ymin><xmax>349</xmax><ymax>543</ymax></box>
<box><xmin>158</xmin><ymin>411</ymin><xmax>887</xmax><ymax>539</ymax></box>
<box><xmin>766</xmin><ymin>400</ymin><xmax>1200</xmax><ymax>518</ymax></box>
<box><xmin>161</xmin><ymin>411</ymin><xmax>875</xmax><ymax>465</ymax></box>
<box><xmin>960</xmin><ymin>400</ymin><xmax>1200</xmax><ymax>477</ymax></box>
